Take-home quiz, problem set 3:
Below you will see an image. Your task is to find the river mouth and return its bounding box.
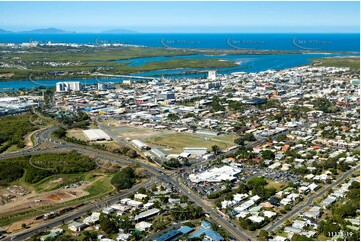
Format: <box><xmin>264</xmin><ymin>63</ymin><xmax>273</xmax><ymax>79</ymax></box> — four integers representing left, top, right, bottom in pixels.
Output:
<box><xmin>0</xmin><ymin>52</ymin><xmax>356</xmax><ymax>91</ymax></box>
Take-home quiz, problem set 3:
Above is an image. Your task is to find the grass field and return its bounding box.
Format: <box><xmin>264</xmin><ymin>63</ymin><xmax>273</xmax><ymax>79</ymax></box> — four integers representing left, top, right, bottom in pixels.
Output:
<box><xmin>313</xmin><ymin>56</ymin><xmax>360</xmax><ymax>70</ymax></box>
<box><xmin>85</xmin><ymin>175</ymin><xmax>114</xmax><ymax>197</ymax></box>
<box><xmin>145</xmin><ymin>132</ymin><xmax>236</xmax><ymax>153</ymax></box>
<box><xmin>265</xmin><ymin>179</ymin><xmax>288</xmax><ymax>192</ymax></box>
<box><xmin>31</xmin><ymin>172</ymin><xmax>103</xmax><ymax>193</ymax></box>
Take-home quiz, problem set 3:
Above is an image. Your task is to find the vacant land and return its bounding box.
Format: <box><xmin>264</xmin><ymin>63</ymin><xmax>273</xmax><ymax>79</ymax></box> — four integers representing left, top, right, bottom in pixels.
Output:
<box><xmin>109</xmin><ymin>125</ymin><xmax>164</xmax><ymax>141</ymax></box>
<box><xmin>145</xmin><ymin>132</ymin><xmax>236</xmax><ymax>153</ymax></box>
<box><xmin>0</xmin><ymin>153</ymin><xmax>116</xmax><ymax>227</ymax></box>
<box><xmin>265</xmin><ymin>179</ymin><xmax>288</xmax><ymax>192</ymax></box>
<box><xmin>313</xmin><ymin>56</ymin><xmax>360</xmax><ymax>70</ymax></box>
<box><xmin>66</xmin><ymin>128</ymin><xmax>87</xmax><ymax>141</ymax></box>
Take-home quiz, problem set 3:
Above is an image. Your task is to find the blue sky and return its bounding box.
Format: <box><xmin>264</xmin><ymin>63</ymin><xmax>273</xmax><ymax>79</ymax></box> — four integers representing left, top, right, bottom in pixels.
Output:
<box><xmin>0</xmin><ymin>1</ymin><xmax>359</xmax><ymax>33</ymax></box>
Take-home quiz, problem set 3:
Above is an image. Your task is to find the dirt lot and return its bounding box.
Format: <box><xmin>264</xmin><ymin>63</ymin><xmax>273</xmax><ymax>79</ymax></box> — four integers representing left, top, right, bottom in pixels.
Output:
<box><xmin>67</xmin><ymin>128</ymin><xmax>88</xmax><ymax>141</ymax></box>
<box><xmin>0</xmin><ymin>182</ymin><xmax>92</xmax><ymax>218</ymax></box>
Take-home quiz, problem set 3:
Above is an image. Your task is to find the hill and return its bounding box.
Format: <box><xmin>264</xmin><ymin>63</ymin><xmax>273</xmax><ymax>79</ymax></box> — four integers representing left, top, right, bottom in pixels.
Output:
<box><xmin>19</xmin><ymin>28</ymin><xmax>75</xmax><ymax>34</ymax></box>
<box><xmin>0</xmin><ymin>28</ymin><xmax>13</xmax><ymax>34</ymax></box>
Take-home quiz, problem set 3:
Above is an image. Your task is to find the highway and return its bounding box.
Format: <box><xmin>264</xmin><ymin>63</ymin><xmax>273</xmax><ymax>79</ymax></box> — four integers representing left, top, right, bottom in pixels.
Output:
<box><xmin>3</xmin><ymin>124</ymin><xmax>357</xmax><ymax>241</ymax></box>
<box><xmin>1</xmin><ymin>127</ymin><xmax>250</xmax><ymax>241</ymax></box>
<box><xmin>6</xmin><ymin>180</ymin><xmax>154</xmax><ymax>241</ymax></box>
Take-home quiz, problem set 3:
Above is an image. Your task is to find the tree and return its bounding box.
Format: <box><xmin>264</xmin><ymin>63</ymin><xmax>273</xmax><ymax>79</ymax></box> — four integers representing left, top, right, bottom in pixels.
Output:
<box><xmin>111</xmin><ymin>166</ymin><xmax>136</xmax><ymax>190</ymax></box>
<box><xmin>244</xmin><ymin>133</ymin><xmax>256</xmax><ymax>142</ymax></box>
<box><xmin>211</xmin><ymin>145</ymin><xmax>221</xmax><ymax>155</ymax></box>
<box><xmin>99</xmin><ymin>214</ymin><xmax>118</xmax><ymax>235</ymax></box>
<box><xmin>138</xmin><ymin>187</ymin><xmax>147</xmax><ymax>194</ymax></box>
<box><xmin>163</xmin><ymin>158</ymin><xmax>182</xmax><ymax>168</ymax></box>
<box><xmin>261</xmin><ymin>150</ymin><xmax>275</xmax><ymax>160</ymax></box>
<box><xmin>211</xmin><ymin>96</ymin><xmax>225</xmax><ymax>112</ymax></box>
<box><xmin>258</xmin><ymin>230</ymin><xmax>269</xmax><ymax>241</ymax></box>
<box><xmin>119</xmin><ymin>216</ymin><xmax>134</xmax><ymax>232</ymax></box>
<box><xmin>276</xmin><ymin>134</ymin><xmax>287</xmax><ymax>142</ymax></box>
<box><xmin>126</xmin><ymin>149</ymin><xmax>138</xmax><ymax>158</ymax></box>
<box><xmin>82</xmin><ymin>231</ymin><xmax>97</xmax><ymax>241</ymax></box>
<box><xmin>314</xmin><ymin>97</ymin><xmax>339</xmax><ymax>113</ymax></box>
<box><xmin>234</xmin><ymin>137</ymin><xmax>245</xmax><ymax>146</ymax></box>
<box><xmin>53</xmin><ymin>127</ymin><xmax>67</xmax><ymax>139</ymax></box>
<box><xmin>292</xmin><ymin>234</ymin><xmax>313</xmax><ymax>241</ymax></box>
<box><xmin>167</xmin><ymin>113</ymin><xmax>180</xmax><ymax>121</ymax></box>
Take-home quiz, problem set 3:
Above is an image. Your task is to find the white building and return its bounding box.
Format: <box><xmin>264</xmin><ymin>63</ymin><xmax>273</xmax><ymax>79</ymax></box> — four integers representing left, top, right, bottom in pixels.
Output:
<box><xmin>56</xmin><ymin>82</ymin><xmax>83</xmax><ymax>92</ymax></box>
<box><xmin>183</xmin><ymin>147</ymin><xmax>208</xmax><ymax>157</ymax></box>
<box><xmin>189</xmin><ymin>165</ymin><xmax>241</xmax><ymax>183</ymax></box>
<box><xmin>131</xmin><ymin>139</ymin><xmax>150</xmax><ymax>150</ymax></box>
<box><xmin>98</xmin><ymin>82</ymin><xmax>114</xmax><ymax>90</ymax></box>
<box><xmin>208</xmin><ymin>70</ymin><xmax>217</xmax><ymax>80</ymax></box>
<box><xmin>83</xmin><ymin>129</ymin><xmax>112</xmax><ymax>141</ymax></box>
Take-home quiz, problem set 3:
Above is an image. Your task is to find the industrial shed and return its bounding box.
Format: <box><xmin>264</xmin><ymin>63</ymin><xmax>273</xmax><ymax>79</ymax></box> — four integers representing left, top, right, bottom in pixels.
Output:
<box><xmin>83</xmin><ymin>129</ymin><xmax>112</xmax><ymax>141</ymax></box>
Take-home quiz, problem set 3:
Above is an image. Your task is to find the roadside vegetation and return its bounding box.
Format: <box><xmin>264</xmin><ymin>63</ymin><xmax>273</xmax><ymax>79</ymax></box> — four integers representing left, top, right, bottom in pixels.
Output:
<box><xmin>0</xmin><ymin>113</ymin><xmax>37</xmax><ymax>152</ymax></box>
<box><xmin>0</xmin><ymin>152</ymin><xmax>96</xmax><ymax>186</ymax></box>
<box><xmin>318</xmin><ymin>181</ymin><xmax>360</xmax><ymax>241</ymax></box>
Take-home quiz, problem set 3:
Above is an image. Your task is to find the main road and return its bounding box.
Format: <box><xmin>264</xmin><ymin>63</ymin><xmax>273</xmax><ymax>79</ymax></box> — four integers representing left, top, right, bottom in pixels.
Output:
<box><xmin>1</xmin><ymin>126</ymin><xmax>250</xmax><ymax>241</ymax></box>
<box><xmin>5</xmin><ymin>180</ymin><xmax>154</xmax><ymax>241</ymax></box>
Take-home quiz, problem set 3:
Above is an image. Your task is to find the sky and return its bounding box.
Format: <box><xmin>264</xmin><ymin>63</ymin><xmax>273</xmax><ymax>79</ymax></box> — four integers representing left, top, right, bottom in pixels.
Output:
<box><xmin>0</xmin><ymin>1</ymin><xmax>359</xmax><ymax>33</ymax></box>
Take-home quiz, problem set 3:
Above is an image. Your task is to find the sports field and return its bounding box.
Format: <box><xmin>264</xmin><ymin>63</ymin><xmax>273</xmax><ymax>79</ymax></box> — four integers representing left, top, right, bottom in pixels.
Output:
<box><xmin>145</xmin><ymin>132</ymin><xmax>236</xmax><ymax>153</ymax></box>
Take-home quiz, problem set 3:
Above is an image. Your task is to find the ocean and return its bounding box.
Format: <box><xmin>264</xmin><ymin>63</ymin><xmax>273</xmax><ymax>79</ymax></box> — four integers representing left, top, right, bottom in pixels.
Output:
<box><xmin>0</xmin><ymin>33</ymin><xmax>359</xmax><ymax>51</ymax></box>
<box><xmin>0</xmin><ymin>33</ymin><xmax>359</xmax><ymax>91</ymax></box>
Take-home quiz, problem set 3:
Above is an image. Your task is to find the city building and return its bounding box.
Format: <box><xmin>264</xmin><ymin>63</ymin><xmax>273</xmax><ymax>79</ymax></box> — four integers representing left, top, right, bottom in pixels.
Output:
<box><xmin>56</xmin><ymin>82</ymin><xmax>83</xmax><ymax>92</ymax></box>
<box><xmin>82</xmin><ymin>129</ymin><xmax>112</xmax><ymax>141</ymax></box>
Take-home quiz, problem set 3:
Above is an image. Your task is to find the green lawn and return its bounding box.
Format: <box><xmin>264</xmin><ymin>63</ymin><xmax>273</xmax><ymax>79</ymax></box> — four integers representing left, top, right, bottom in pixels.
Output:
<box><xmin>32</xmin><ymin>173</ymin><xmax>97</xmax><ymax>192</ymax></box>
<box><xmin>3</xmin><ymin>144</ymin><xmax>21</xmax><ymax>153</ymax></box>
<box><xmin>265</xmin><ymin>179</ymin><xmax>288</xmax><ymax>192</ymax></box>
<box><xmin>85</xmin><ymin>175</ymin><xmax>114</xmax><ymax>197</ymax></box>
<box><xmin>145</xmin><ymin>132</ymin><xmax>236</xmax><ymax>153</ymax></box>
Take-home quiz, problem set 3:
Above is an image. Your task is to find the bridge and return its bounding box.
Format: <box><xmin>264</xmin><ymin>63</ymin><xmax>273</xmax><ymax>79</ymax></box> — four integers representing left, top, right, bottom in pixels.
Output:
<box><xmin>92</xmin><ymin>73</ymin><xmax>161</xmax><ymax>80</ymax></box>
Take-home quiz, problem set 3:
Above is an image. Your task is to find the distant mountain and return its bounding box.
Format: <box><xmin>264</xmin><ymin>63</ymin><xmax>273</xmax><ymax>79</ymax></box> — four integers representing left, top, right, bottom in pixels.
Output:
<box><xmin>0</xmin><ymin>28</ymin><xmax>13</xmax><ymax>34</ymax></box>
<box><xmin>101</xmin><ymin>29</ymin><xmax>138</xmax><ymax>34</ymax></box>
<box><xmin>19</xmin><ymin>28</ymin><xmax>76</xmax><ymax>34</ymax></box>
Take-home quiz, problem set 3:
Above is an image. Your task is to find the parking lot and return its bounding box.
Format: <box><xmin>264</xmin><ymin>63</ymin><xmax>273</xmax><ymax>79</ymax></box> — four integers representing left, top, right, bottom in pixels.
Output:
<box><xmin>182</xmin><ymin>164</ymin><xmax>302</xmax><ymax>197</ymax></box>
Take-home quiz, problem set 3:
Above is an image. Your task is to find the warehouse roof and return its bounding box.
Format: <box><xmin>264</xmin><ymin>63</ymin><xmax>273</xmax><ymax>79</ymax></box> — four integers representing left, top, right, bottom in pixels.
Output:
<box><xmin>83</xmin><ymin>129</ymin><xmax>111</xmax><ymax>141</ymax></box>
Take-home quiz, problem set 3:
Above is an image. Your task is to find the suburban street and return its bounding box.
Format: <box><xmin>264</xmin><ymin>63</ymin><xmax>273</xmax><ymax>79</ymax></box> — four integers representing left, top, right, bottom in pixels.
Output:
<box><xmin>264</xmin><ymin>166</ymin><xmax>359</xmax><ymax>232</ymax></box>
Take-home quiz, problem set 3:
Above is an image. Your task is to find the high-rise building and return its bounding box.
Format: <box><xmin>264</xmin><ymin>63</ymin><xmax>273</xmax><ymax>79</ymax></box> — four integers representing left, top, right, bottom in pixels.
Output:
<box><xmin>98</xmin><ymin>82</ymin><xmax>114</xmax><ymax>90</ymax></box>
<box><xmin>289</xmin><ymin>75</ymin><xmax>303</xmax><ymax>83</ymax></box>
<box><xmin>55</xmin><ymin>82</ymin><xmax>83</xmax><ymax>92</ymax></box>
<box><xmin>208</xmin><ymin>70</ymin><xmax>217</xmax><ymax>80</ymax></box>
<box><xmin>159</xmin><ymin>90</ymin><xmax>176</xmax><ymax>100</ymax></box>
<box><xmin>205</xmin><ymin>81</ymin><xmax>221</xmax><ymax>89</ymax></box>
